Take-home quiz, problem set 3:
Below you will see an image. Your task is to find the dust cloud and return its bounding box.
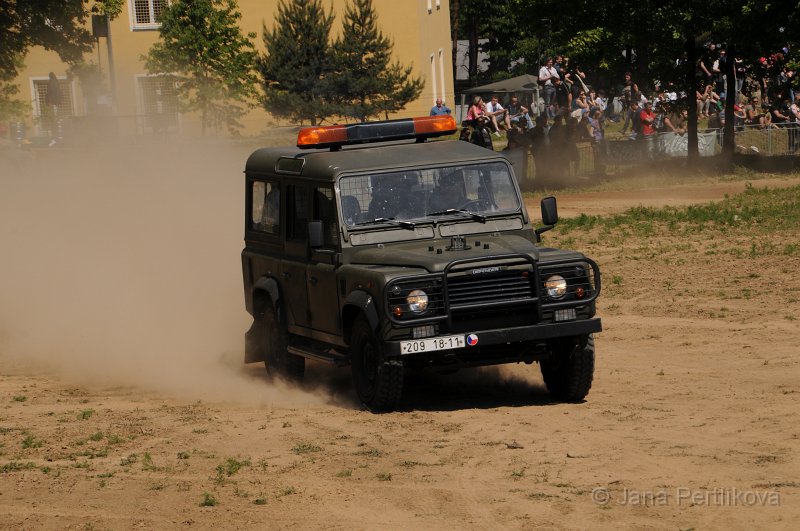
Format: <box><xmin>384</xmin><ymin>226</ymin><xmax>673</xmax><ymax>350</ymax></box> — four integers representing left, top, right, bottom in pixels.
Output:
<box><xmin>0</xmin><ymin>139</ymin><xmax>330</xmax><ymax>406</ymax></box>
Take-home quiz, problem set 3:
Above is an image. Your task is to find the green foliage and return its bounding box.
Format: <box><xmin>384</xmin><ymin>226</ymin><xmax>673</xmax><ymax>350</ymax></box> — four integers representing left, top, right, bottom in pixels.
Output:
<box><xmin>199</xmin><ymin>492</ymin><xmax>218</xmax><ymax>506</ymax></box>
<box><xmin>291</xmin><ymin>443</ymin><xmax>322</xmax><ymax>454</ymax></box>
<box><xmin>557</xmin><ymin>184</ymin><xmax>800</xmax><ymax>241</ymax></box>
<box><xmin>92</xmin><ymin>0</ymin><xmax>124</xmax><ymax>19</ymax></box>
<box><xmin>0</xmin><ymin>0</ymin><xmax>95</xmax><ymax>120</ymax></box>
<box><xmin>143</xmin><ymin>0</ymin><xmax>258</xmax><ymax>134</ymax></box>
<box><xmin>328</xmin><ymin>0</ymin><xmax>424</xmax><ymax>121</ymax></box>
<box><xmin>258</xmin><ymin>0</ymin><xmax>335</xmax><ymax>126</ymax></box>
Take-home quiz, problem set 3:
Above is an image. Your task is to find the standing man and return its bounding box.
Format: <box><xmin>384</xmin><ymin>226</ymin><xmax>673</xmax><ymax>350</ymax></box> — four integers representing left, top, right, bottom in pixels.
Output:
<box><xmin>538</xmin><ymin>57</ymin><xmax>559</xmax><ymax>118</ymax></box>
<box><xmin>430</xmin><ymin>98</ymin><xmax>451</xmax><ymax>116</ymax></box>
<box><xmin>46</xmin><ymin>72</ymin><xmax>63</xmax><ymax>146</ymax></box>
<box><xmin>789</xmin><ymin>93</ymin><xmax>800</xmax><ymax>152</ymax></box>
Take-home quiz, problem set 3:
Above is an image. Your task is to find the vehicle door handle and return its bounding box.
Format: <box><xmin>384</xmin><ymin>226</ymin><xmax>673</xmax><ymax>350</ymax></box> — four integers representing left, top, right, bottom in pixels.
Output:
<box><xmin>309</xmin><ymin>276</ymin><xmax>318</xmax><ymax>286</ymax></box>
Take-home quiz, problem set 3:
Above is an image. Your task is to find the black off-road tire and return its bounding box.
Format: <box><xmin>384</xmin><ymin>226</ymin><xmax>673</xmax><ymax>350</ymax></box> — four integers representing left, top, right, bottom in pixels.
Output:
<box><xmin>350</xmin><ymin>315</ymin><xmax>403</xmax><ymax>412</ymax></box>
<box><xmin>540</xmin><ymin>335</ymin><xmax>594</xmax><ymax>402</ymax></box>
<box><xmin>263</xmin><ymin>306</ymin><xmax>305</xmax><ymax>381</ymax></box>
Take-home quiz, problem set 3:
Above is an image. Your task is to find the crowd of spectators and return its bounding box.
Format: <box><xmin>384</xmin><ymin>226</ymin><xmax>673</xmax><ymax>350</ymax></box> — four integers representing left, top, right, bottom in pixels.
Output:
<box><xmin>453</xmin><ymin>42</ymin><xmax>800</xmax><ymax>170</ymax></box>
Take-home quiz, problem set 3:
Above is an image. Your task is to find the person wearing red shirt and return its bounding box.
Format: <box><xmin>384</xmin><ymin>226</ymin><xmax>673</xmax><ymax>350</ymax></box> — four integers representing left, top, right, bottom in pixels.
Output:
<box><xmin>639</xmin><ymin>101</ymin><xmax>656</xmax><ymax>136</ymax></box>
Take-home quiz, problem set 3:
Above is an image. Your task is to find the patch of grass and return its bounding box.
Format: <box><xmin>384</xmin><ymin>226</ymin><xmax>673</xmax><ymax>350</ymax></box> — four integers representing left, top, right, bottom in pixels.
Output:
<box><xmin>199</xmin><ymin>492</ymin><xmax>218</xmax><ymax>507</ymax></box>
<box><xmin>120</xmin><ymin>454</ymin><xmax>137</xmax><ymax>466</ymax></box>
<box><xmin>89</xmin><ymin>431</ymin><xmax>104</xmax><ymax>442</ymax></box>
<box><xmin>336</xmin><ymin>469</ymin><xmax>353</xmax><ymax>478</ymax></box>
<box><xmin>21</xmin><ymin>434</ymin><xmax>43</xmax><ymax>449</ymax></box>
<box><xmin>557</xmin><ymin>184</ymin><xmax>800</xmax><ymax>242</ymax></box>
<box><xmin>78</xmin><ymin>409</ymin><xmax>94</xmax><ymax>420</ymax></box>
<box><xmin>1</xmin><ymin>461</ymin><xmax>37</xmax><ymax>473</ymax></box>
<box><xmin>253</xmin><ymin>497</ymin><xmax>267</xmax><ymax>505</ymax></box>
<box><xmin>141</xmin><ymin>452</ymin><xmax>157</xmax><ymax>471</ymax></box>
<box><xmin>511</xmin><ymin>468</ymin><xmax>526</xmax><ymax>479</ymax></box>
<box><xmin>106</xmin><ymin>434</ymin><xmax>125</xmax><ymax>445</ymax></box>
<box><xmin>291</xmin><ymin>443</ymin><xmax>322</xmax><ymax>455</ymax></box>
<box><xmin>177</xmin><ymin>451</ymin><xmax>190</xmax><ymax>460</ymax></box>
<box><xmin>376</xmin><ymin>472</ymin><xmax>392</xmax><ymax>481</ymax></box>
<box><xmin>277</xmin><ymin>486</ymin><xmax>297</xmax><ymax>497</ymax></box>
<box><xmin>218</xmin><ymin>457</ymin><xmax>250</xmax><ymax>476</ymax></box>
<box><xmin>354</xmin><ymin>447</ymin><xmax>383</xmax><ymax>458</ymax></box>
<box><xmin>12</xmin><ymin>396</ymin><xmax>27</xmax><ymax>402</ymax></box>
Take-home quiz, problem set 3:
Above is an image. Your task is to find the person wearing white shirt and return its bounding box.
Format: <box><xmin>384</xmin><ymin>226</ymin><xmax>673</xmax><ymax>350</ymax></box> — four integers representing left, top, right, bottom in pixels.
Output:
<box><xmin>538</xmin><ymin>57</ymin><xmax>559</xmax><ymax>118</ymax></box>
<box><xmin>484</xmin><ymin>94</ymin><xmax>507</xmax><ymax>136</ymax></box>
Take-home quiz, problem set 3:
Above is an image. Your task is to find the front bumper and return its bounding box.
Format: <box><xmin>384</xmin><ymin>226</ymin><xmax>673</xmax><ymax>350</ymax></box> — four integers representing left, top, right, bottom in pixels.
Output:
<box><xmin>384</xmin><ymin>317</ymin><xmax>602</xmax><ymax>357</ymax></box>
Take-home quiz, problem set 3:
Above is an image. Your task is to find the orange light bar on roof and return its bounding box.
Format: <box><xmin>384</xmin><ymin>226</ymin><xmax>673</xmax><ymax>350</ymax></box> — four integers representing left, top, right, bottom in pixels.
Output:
<box><xmin>413</xmin><ymin>115</ymin><xmax>457</xmax><ymax>135</ymax></box>
<box><xmin>296</xmin><ymin>116</ymin><xmax>457</xmax><ymax>150</ymax></box>
<box><xmin>297</xmin><ymin>124</ymin><xmax>347</xmax><ymax>148</ymax></box>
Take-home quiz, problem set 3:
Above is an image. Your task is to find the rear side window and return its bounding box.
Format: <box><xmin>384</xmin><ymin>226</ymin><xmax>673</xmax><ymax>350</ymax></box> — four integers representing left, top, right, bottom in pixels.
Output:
<box><xmin>251</xmin><ymin>181</ymin><xmax>280</xmax><ymax>235</ymax></box>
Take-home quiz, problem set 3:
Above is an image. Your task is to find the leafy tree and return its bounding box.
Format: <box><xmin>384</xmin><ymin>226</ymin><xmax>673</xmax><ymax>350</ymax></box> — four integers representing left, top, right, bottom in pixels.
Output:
<box><xmin>328</xmin><ymin>0</ymin><xmax>423</xmax><ymax>122</ymax></box>
<box><xmin>258</xmin><ymin>0</ymin><xmax>334</xmax><ymax>126</ymax></box>
<box><xmin>0</xmin><ymin>0</ymin><xmax>98</xmax><ymax>119</ymax></box>
<box><xmin>143</xmin><ymin>0</ymin><xmax>258</xmax><ymax>134</ymax></box>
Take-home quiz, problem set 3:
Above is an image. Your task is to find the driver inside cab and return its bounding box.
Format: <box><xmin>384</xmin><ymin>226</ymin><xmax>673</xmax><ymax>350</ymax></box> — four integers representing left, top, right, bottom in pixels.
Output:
<box><xmin>428</xmin><ymin>170</ymin><xmax>466</xmax><ymax>213</ymax></box>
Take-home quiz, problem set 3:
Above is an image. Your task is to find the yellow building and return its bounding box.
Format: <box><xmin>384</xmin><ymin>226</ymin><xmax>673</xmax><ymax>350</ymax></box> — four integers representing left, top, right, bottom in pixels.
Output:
<box><xmin>12</xmin><ymin>0</ymin><xmax>453</xmax><ymax>138</ymax></box>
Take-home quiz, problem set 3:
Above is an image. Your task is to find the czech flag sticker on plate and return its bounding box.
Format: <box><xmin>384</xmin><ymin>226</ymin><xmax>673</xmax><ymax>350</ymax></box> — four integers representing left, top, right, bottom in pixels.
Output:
<box><xmin>466</xmin><ymin>334</ymin><xmax>479</xmax><ymax>346</ymax></box>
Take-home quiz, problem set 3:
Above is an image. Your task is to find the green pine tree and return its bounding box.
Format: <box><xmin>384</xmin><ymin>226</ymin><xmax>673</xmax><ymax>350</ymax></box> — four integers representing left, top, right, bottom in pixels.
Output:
<box><xmin>143</xmin><ymin>0</ymin><xmax>258</xmax><ymax>135</ymax></box>
<box><xmin>258</xmin><ymin>0</ymin><xmax>334</xmax><ymax>126</ymax></box>
<box><xmin>328</xmin><ymin>0</ymin><xmax>424</xmax><ymax>122</ymax></box>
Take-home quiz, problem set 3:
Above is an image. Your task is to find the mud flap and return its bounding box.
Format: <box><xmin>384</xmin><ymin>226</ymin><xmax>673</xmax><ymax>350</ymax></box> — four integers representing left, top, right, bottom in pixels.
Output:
<box><xmin>244</xmin><ymin>319</ymin><xmax>267</xmax><ymax>363</ymax></box>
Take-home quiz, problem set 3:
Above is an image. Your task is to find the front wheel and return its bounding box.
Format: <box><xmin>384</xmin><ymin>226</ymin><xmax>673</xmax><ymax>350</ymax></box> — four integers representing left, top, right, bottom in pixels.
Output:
<box><xmin>263</xmin><ymin>306</ymin><xmax>305</xmax><ymax>381</ymax></box>
<box><xmin>540</xmin><ymin>335</ymin><xmax>595</xmax><ymax>402</ymax></box>
<box><xmin>350</xmin><ymin>315</ymin><xmax>403</xmax><ymax>412</ymax></box>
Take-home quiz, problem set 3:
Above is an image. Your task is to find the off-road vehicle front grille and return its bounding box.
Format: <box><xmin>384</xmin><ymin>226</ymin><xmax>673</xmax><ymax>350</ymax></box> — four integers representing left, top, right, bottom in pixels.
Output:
<box><xmin>447</xmin><ymin>270</ymin><xmax>534</xmax><ymax>309</ymax></box>
<box><xmin>445</xmin><ymin>256</ymin><xmax>538</xmax><ymax>324</ymax></box>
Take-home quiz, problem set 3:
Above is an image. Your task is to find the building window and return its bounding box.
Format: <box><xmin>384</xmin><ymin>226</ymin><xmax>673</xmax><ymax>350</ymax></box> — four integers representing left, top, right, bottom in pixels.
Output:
<box><xmin>131</xmin><ymin>0</ymin><xmax>169</xmax><ymax>29</ymax></box>
<box><xmin>32</xmin><ymin>77</ymin><xmax>74</xmax><ymax>136</ymax></box>
<box><xmin>136</xmin><ymin>75</ymin><xmax>179</xmax><ymax>133</ymax></box>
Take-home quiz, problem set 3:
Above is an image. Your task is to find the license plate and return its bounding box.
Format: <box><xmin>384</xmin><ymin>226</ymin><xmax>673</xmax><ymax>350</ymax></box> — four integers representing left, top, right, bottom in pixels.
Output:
<box><xmin>399</xmin><ymin>335</ymin><xmax>465</xmax><ymax>354</ymax></box>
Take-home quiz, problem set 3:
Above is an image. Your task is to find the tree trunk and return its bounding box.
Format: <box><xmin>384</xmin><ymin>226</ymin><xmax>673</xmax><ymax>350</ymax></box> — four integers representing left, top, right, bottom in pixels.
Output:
<box><xmin>451</xmin><ymin>0</ymin><xmax>459</xmax><ymax>84</ymax></box>
<box><xmin>468</xmin><ymin>21</ymin><xmax>479</xmax><ymax>83</ymax></box>
<box><xmin>685</xmin><ymin>33</ymin><xmax>699</xmax><ymax>161</ymax></box>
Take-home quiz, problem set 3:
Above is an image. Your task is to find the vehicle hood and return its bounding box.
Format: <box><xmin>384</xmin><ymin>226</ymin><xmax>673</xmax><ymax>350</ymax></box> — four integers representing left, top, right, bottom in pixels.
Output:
<box><xmin>348</xmin><ymin>234</ymin><xmax>541</xmax><ymax>273</ymax></box>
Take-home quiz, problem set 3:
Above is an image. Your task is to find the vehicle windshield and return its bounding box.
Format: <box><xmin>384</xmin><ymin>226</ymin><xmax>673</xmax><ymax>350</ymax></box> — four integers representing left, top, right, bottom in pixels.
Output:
<box><xmin>338</xmin><ymin>162</ymin><xmax>521</xmax><ymax>227</ymax></box>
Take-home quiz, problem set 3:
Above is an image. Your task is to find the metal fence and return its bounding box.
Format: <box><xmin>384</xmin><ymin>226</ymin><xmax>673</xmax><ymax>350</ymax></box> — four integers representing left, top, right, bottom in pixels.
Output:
<box><xmin>509</xmin><ymin>123</ymin><xmax>800</xmax><ymax>189</ymax></box>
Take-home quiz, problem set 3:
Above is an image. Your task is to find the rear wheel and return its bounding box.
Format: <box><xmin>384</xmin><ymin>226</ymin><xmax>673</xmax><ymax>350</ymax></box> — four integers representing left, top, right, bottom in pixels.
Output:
<box><xmin>540</xmin><ymin>335</ymin><xmax>594</xmax><ymax>402</ymax></box>
<box><xmin>263</xmin><ymin>306</ymin><xmax>305</xmax><ymax>381</ymax></box>
<box><xmin>350</xmin><ymin>315</ymin><xmax>403</xmax><ymax>412</ymax></box>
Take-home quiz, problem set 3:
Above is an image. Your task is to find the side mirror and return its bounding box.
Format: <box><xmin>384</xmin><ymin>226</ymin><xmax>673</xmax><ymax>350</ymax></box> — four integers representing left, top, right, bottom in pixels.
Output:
<box><xmin>534</xmin><ymin>196</ymin><xmax>558</xmax><ymax>242</ymax></box>
<box><xmin>540</xmin><ymin>196</ymin><xmax>558</xmax><ymax>226</ymax></box>
<box><xmin>308</xmin><ymin>220</ymin><xmax>324</xmax><ymax>248</ymax></box>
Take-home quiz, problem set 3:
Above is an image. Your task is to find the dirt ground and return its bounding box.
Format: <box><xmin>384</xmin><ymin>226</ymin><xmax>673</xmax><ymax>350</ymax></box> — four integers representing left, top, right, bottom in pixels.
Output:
<box><xmin>1</xmin><ymin>143</ymin><xmax>799</xmax><ymax>530</ymax></box>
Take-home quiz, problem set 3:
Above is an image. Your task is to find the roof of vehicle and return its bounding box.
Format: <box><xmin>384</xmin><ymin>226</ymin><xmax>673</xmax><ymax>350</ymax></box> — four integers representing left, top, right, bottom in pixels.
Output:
<box><xmin>244</xmin><ymin>139</ymin><xmax>507</xmax><ymax>182</ymax></box>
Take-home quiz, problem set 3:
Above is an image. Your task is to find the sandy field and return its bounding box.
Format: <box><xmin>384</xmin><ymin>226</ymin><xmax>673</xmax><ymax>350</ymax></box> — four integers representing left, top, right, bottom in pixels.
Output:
<box><xmin>1</xmin><ymin>142</ymin><xmax>799</xmax><ymax>530</ymax></box>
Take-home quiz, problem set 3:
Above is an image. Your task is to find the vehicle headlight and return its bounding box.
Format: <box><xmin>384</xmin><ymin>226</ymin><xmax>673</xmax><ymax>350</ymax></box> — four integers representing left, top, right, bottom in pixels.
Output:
<box><xmin>406</xmin><ymin>289</ymin><xmax>429</xmax><ymax>313</ymax></box>
<box><xmin>544</xmin><ymin>275</ymin><xmax>567</xmax><ymax>299</ymax></box>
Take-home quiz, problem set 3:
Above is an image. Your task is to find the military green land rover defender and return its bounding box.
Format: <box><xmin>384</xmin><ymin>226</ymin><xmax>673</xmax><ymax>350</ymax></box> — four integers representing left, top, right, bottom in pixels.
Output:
<box><xmin>242</xmin><ymin>116</ymin><xmax>601</xmax><ymax>411</ymax></box>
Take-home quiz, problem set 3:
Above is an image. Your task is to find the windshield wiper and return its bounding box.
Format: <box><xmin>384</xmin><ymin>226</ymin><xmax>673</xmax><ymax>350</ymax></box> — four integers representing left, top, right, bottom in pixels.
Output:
<box><xmin>354</xmin><ymin>217</ymin><xmax>416</xmax><ymax>230</ymax></box>
<box><xmin>426</xmin><ymin>209</ymin><xmax>486</xmax><ymax>223</ymax></box>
